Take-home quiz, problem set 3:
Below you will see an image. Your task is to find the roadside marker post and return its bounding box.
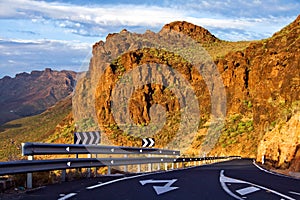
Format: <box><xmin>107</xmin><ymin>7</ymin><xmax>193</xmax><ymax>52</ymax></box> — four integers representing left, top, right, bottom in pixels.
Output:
<box><xmin>124</xmin><ymin>154</ymin><xmax>128</xmax><ymax>172</ymax></box>
<box><xmin>27</xmin><ymin>155</ymin><xmax>33</xmax><ymax>189</ymax></box>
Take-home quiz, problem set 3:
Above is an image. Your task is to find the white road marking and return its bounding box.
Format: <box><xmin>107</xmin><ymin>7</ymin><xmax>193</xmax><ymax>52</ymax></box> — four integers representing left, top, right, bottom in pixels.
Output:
<box><xmin>57</xmin><ymin>193</ymin><xmax>77</xmax><ymax>200</ymax></box>
<box><xmin>86</xmin><ymin>173</ymin><xmax>148</xmax><ymax>190</ymax></box>
<box><xmin>219</xmin><ymin>171</ymin><xmax>244</xmax><ymax>200</ymax></box>
<box><xmin>220</xmin><ymin>170</ymin><xmax>295</xmax><ymax>200</ymax></box>
<box><xmin>140</xmin><ymin>179</ymin><xmax>178</xmax><ymax>195</ymax></box>
<box><xmin>289</xmin><ymin>191</ymin><xmax>300</xmax><ymax>196</ymax></box>
<box><xmin>236</xmin><ymin>186</ymin><xmax>260</xmax><ymax>196</ymax></box>
<box><xmin>252</xmin><ymin>160</ymin><xmax>293</xmax><ymax>179</ymax></box>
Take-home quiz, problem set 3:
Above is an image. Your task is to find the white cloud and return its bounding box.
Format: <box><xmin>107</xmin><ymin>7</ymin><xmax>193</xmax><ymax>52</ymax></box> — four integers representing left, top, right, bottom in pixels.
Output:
<box><xmin>0</xmin><ymin>0</ymin><xmax>299</xmax><ymax>77</ymax></box>
<box><xmin>1</xmin><ymin>0</ymin><xmax>297</xmax><ymax>40</ymax></box>
<box><xmin>0</xmin><ymin>38</ymin><xmax>91</xmax><ymax>77</ymax></box>
<box><xmin>0</xmin><ymin>0</ymin><xmax>182</xmax><ymax>27</ymax></box>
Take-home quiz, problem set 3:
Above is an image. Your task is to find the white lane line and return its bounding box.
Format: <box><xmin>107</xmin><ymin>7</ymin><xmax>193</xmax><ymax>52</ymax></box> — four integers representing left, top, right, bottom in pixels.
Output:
<box><xmin>289</xmin><ymin>191</ymin><xmax>300</xmax><ymax>196</ymax></box>
<box><xmin>57</xmin><ymin>193</ymin><xmax>77</xmax><ymax>200</ymax></box>
<box><xmin>236</xmin><ymin>186</ymin><xmax>260</xmax><ymax>196</ymax></box>
<box><xmin>220</xmin><ymin>170</ymin><xmax>296</xmax><ymax>200</ymax></box>
<box><xmin>86</xmin><ymin>173</ymin><xmax>149</xmax><ymax>190</ymax></box>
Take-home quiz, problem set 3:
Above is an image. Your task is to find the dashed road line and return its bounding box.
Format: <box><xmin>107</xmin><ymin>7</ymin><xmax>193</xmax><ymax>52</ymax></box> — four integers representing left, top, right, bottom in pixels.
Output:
<box><xmin>57</xmin><ymin>193</ymin><xmax>77</xmax><ymax>200</ymax></box>
<box><xmin>289</xmin><ymin>191</ymin><xmax>300</xmax><ymax>196</ymax></box>
<box><xmin>236</xmin><ymin>186</ymin><xmax>260</xmax><ymax>196</ymax></box>
<box><xmin>86</xmin><ymin>174</ymin><xmax>148</xmax><ymax>190</ymax></box>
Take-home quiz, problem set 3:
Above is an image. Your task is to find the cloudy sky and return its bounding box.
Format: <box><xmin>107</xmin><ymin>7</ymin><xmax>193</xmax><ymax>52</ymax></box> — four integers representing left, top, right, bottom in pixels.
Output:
<box><xmin>0</xmin><ymin>0</ymin><xmax>299</xmax><ymax>78</ymax></box>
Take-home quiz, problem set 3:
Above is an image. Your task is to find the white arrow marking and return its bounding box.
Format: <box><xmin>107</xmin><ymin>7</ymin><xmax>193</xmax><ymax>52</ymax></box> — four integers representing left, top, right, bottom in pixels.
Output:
<box><xmin>90</xmin><ymin>132</ymin><xmax>95</xmax><ymax>144</ymax></box>
<box><xmin>220</xmin><ymin>170</ymin><xmax>295</xmax><ymax>200</ymax></box>
<box><xmin>142</xmin><ymin>139</ymin><xmax>148</xmax><ymax>147</ymax></box>
<box><xmin>82</xmin><ymin>132</ymin><xmax>88</xmax><ymax>144</ymax></box>
<box><xmin>95</xmin><ymin>131</ymin><xmax>100</xmax><ymax>143</ymax></box>
<box><xmin>75</xmin><ymin>133</ymin><xmax>81</xmax><ymax>144</ymax></box>
<box><xmin>149</xmin><ymin>138</ymin><xmax>155</xmax><ymax>147</ymax></box>
<box><xmin>67</xmin><ymin>162</ymin><xmax>71</xmax><ymax>167</ymax></box>
<box><xmin>139</xmin><ymin>179</ymin><xmax>178</xmax><ymax>195</ymax></box>
<box><xmin>66</xmin><ymin>147</ymin><xmax>70</xmax><ymax>152</ymax></box>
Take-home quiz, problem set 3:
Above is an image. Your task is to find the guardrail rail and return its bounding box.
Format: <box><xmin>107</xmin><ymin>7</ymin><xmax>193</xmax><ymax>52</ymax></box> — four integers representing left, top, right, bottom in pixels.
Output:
<box><xmin>0</xmin><ymin>142</ymin><xmax>240</xmax><ymax>189</ymax></box>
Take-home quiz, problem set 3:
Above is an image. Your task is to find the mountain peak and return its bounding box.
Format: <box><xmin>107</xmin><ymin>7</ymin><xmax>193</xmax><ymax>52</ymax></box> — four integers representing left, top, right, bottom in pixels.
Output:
<box><xmin>160</xmin><ymin>21</ymin><xmax>220</xmax><ymax>44</ymax></box>
<box><xmin>272</xmin><ymin>14</ymin><xmax>300</xmax><ymax>38</ymax></box>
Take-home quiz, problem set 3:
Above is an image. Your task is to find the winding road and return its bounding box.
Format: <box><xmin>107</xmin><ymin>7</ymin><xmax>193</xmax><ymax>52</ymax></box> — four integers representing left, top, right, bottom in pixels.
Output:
<box><xmin>17</xmin><ymin>159</ymin><xmax>300</xmax><ymax>200</ymax></box>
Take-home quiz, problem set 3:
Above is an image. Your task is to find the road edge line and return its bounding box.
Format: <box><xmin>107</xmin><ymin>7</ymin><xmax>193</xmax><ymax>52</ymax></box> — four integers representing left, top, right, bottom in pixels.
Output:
<box><xmin>252</xmin><ymin>160</ymin><xmax>300</xmax><ymax>180</ymax></box>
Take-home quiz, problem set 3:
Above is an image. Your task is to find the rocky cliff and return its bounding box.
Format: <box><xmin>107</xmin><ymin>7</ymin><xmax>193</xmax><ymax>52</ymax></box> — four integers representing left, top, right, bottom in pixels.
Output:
<box><xmin>0</xmin><ymin>68</ymin><xmax>76</xmax><ymax>125</ymax></box>
<box><xmin>73</xmin><ymin>17</ymin><xmax>300</xmax><ymax>171</ymax></box>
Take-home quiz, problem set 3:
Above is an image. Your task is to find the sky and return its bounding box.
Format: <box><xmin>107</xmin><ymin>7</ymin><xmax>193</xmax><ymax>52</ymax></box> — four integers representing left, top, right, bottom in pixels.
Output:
<box><xmin>0</xmin><ymin>0</ymin><xmax>299</xmax><ymax>78</ymax></box>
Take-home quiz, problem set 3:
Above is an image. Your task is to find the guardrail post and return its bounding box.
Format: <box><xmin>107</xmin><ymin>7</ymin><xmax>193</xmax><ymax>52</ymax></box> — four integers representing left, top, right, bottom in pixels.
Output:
<box><xmin>95</xmin><ymin>154</ymin><xmax>98</xmax><ymax>177</ymax></box>
<box><xmin>87</xmin><ymin>154</ymin><xmax>91</xmax><ymax>178</ymax></box>
<box><xmin>107</xmin><ymin>166</ymin><xmax>111</xmax><ymax>175</ymax></box>
<box><xmin>137</xmin><ymin>164</ymin><xmax>141</xmax><ymax>173</ymax></box>
<box><xmin>61</xmin><ymin>170</ymin><xmax>66</xmax><ymax>182</ymax></box>
<box><xmin>27</xmin><ymin>155</ymin><xmax>33</xmax><ymax>189</ymax></box>
<box><xmin>124</xmin><ymin>154</ymin><xmax>128</xmax><ymax>173</ymax></box>
<box><xmin>148</xmin><ymin>154</ymin><xmax>152</xmax><ymax>172</ymax></box>
<box><xmin>164</xmin><ymin>155</ymin><xmax>168</xmax><ymax>171</ymax></box>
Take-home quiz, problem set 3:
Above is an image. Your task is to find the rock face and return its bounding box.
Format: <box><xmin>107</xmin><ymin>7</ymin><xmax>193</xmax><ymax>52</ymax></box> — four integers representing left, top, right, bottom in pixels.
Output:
<box><xmin>73</xmin><ymin>17</ymin><xmax>300</xmax><ymax>170</ymax></box>
<box><xmin>257</xmin><ymin>113</ymin><xmax>300</xmax><ymax>170</ymax></box>
<box><xmin>0</xmin><ymin>68</ymin><xmax>76</xmax><ymax>125</ymax></box>
<box><xmin>209</xmin><ymin>15</ymin><xmax>300</xmax><ymax>160</ymax></box>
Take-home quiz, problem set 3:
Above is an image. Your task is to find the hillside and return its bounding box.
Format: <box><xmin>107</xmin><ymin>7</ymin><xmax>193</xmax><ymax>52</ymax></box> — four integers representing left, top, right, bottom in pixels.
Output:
<box><xmin>0</xmin><ymin>96</ymin><xmax>72</xmax><ymax>161</ymax></box>
<box><xmin>0</xmin><ymin>68</ymin><xmax>76</xmax><ymax>125</ymax></box>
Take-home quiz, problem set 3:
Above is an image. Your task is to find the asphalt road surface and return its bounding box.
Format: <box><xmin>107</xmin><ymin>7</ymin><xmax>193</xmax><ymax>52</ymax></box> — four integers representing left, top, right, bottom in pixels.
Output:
<box><xmin>9</xmin><ymin>159</ymin><xmax>300</xmax><ymax>200</ymax></box>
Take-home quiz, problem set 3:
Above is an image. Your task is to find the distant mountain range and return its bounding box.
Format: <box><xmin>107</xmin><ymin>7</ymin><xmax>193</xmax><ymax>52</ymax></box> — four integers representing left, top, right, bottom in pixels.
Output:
<box><xmin>0</xmin><ymin>68</ymin><xmax>76</xmax><ymax>125</ymax></box>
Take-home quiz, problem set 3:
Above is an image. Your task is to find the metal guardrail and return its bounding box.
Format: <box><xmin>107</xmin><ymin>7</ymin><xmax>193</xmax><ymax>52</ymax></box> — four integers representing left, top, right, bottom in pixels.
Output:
<box><xmin>22</xmin><ymin>142</ymin><xmax>180</xmax><ymax>156</ymax></box>
<box><xmin>0</xmin><ymin>142</ymin><xmax>240</xmax><ymax>189</ymax></box>
<box><xmin>0</xmin><ymin>157</ymin><xmax>238</xmax><ymax>176</ymax></box>
<box><xmin>0</xmin><ymin>157</ymin><xmax>177</xmax><ymax>175</ymax></box>
<box><xmin>0</xmin><ymin>156</ymin><xmax>240</xmax><ymax>176</ymax></box>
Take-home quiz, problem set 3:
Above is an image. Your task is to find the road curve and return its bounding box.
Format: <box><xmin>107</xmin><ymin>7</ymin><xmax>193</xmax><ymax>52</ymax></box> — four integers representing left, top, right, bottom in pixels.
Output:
<box><xmin>14</xmin><ymin>159</ymin><xmax>300</xmax><ymax>200</ymax></box>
